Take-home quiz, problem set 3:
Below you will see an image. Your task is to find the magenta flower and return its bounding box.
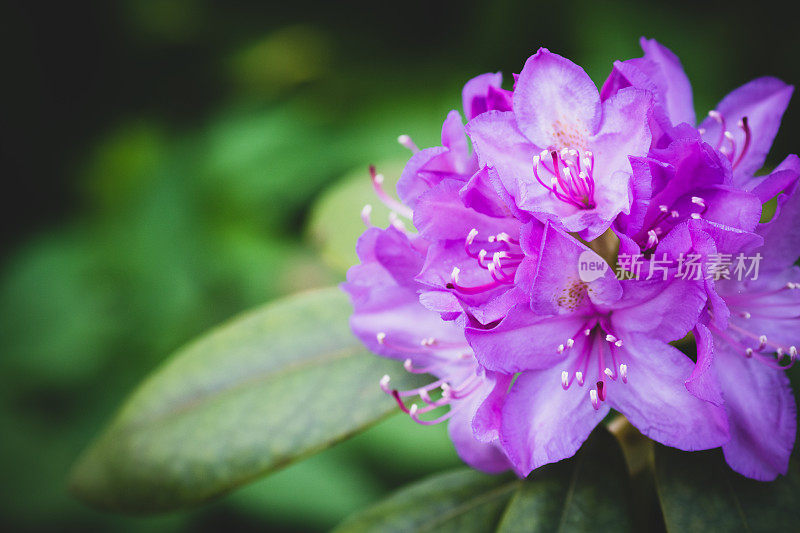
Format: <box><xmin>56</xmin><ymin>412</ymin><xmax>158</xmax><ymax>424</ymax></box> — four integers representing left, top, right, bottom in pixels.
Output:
<box><xmin>603</xmin><ymin>37</ymin><xmax>796</xmax><ymax>198</ymax></box>
<box><xmin>344</xmin><ymin>43</ymin><xmax>798</xmax><ymax>482</ymax></box>
<box><xmin>464</xmin><ymin>223</ymin><xmax>728</xmax><ymax>476</ymax></box>
<box><xmin>615</xmin><ymin>135</ymin><xmax>763</xmax><ymax>256</ymax></box>
<box><xmin>467</xmin><ymin>48</ymin><xmax>652</xmax><ymax>240</ymax></box>
<box><xmin>342</xmin><ymin>225</ymin><xmax>512</xmax><ymax>473</ymax></box>
<box><xmin>677</xmin><ymin>183</ymin><xmax>800</xmax><ymax>481</ymax></box>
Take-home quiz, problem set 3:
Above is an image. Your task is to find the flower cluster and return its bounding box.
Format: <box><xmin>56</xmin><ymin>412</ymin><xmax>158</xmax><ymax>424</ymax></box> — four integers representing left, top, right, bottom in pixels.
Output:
<box><xmin>342</xmin><ymin>39</ymin><xmax>800</xmax><ymax>481</ymax></box>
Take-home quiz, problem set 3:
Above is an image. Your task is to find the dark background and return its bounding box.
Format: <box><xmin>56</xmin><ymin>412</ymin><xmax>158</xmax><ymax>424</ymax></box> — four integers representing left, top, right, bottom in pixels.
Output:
<box><xmin>1</xmin><ymin>1</ymin><xmax>797</xmax><ymax>531</ymax></box>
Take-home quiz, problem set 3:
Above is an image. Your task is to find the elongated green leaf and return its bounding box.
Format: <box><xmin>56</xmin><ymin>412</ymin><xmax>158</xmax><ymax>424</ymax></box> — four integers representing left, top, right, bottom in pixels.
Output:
<box><xmin>69</xmin><ymin>287</ymin><xmax>420</xmax><ymax>513</ymax></box>
<box><xmin>335</xmin><ymin>427</ymin><xmax>633</xmax><ymax>532</ymax></box>
<box><xmin>334</xmin><ymin>469</ymin><xmax>520</xmax><ymax>533</ymax></box>
<box><xmin>496</xmin><ymin>427</ymin><xmax>634</xmax><ymax>532</ymax></box>
<box><xmin>654</xmin><ymin>444</ymin><xmax>800</xmax><ymax>532</ymax></box>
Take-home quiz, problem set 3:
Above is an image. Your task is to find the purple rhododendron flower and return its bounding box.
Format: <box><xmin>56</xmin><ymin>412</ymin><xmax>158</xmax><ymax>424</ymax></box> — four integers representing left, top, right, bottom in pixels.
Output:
<box><xmin>676</xmin><ymin>182</ymin><xmax>800</xmax><ymax>481</ymax></box>
<box><xmin>464</xmin><ymin>222</ymin><xmax>728</xmax><ymax>476</ymax></box>
<box><xmin>468</xmin><ymin>49</ymin><xmax>652</xmax><ymax>240</ymax></box>
<box><xmin>343</xmin><ymin>42</ymin><xmax>800</xmax><ymax>482</ymax></box>
<box><xmin>604</xmin><ymin>37</ymin><xmax>795</xmax><ymax>198</ymax></box>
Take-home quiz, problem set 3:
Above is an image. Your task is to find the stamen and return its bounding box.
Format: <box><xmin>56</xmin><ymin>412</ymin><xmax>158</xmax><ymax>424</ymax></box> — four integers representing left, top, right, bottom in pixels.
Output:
<box><xmin>733</xmin><ymin>117</ymin><xmax>751</xmax><ymax>169</ymax></box>
<box><xmin>369</xmin><ymin>165</ymin><xmax>414</xmax><ymax>219</ymax></box>
<box><xmin>576</xmin><ymin>371</ymin><xmax>585</xmax><ymax>386</ymax></box>
<box><xmin>466</xmin><ymin>228</ymin><xmax>478</xmax><ymax>245</ymax></box>
<box><xmin>619</xmin><ymin>363</ymin><xmax>628</xmax><ymax>383</ymax></box>
<box><xmin>646</xmin><ymin>230</ymin><xmax>659</xmax><ymax>249</ymax></box>
<box><xmin>361</xmin><ymin>204</ymin><xmax>372</xmax><ymax>227</ymax></box>
<box><xmin>562</xmin><ymin>370</ymin><xmax>569</xmax><ymax>390</ymax></box>
<box><xmin>590</xmin><ymin>389</ymin><xmax>599</xmax><ymax>410</ymax></box>
<box><xmin>397</xmin><ymin>134</ymin><xmax>419</xmax><ymax>153</ymax></box>
<box><xmin>604</xmin><ymin>367</ymin><xmax>615</xmax><ymax>380</ymax></box>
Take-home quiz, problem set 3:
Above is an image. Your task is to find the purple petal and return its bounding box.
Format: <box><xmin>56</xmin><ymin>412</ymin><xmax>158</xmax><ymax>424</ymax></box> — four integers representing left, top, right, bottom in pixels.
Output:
<box><xmin>686</xmin><ymin>323</ymin><xmax>724</xmax><ymax>406</ymax></box>
<box><xmin>757</xmin><ymin>178</ymin><xmax>800</xmax><ymax>273</ymax></box>
<box><xmin>606</xmin><ymin>333</ymin><xmax>729</xmax><ymax>450</ymax></box>
<box><xmin>462</xmin><ymin>72</ymin><xmax>511</xmax><ymax>120</ymax></box>
<box><xmin>447</xmin><ymin>371</ymin><xmax>511</xmax><ymax>473</ymax></box>
<box><xmin>611</xmin><ymin>278</ymin><xmax>706</xmax><ymax>343</ymax></box>
<box><xmin>466</xmin><ymin>304</ymin><xmax>583</xmax><ymax>373</ymax></box>
<box><xmin>499</xmin><ymin>369</ymin><xmax>608</xmax><ymax>477</ymax></box>
<box><xmin>699</xmin><ymin>77</ymin><xmax>794</xmax><ymax>181</ymax></box>
<box><xmin>413</xmin><ymin>178</ymin><xmax>519</xmax><ymax>241</ymax></box>
<box><xmin>513</xmin><ymin>48</ymin><xmax>601</xmax><ymax>148</ymax></box>
<box><xmin>472</xmin><ymin>371</ymin><xmax>513</xmax><ymax>443</ymax></box>
<box><xmin>714</xmin><ymin>347</ymin><xmax>796</xmax><ymax>480</ymax></box>
<box><xmin>459</xmin><ymin>166</ymin><xmax>511</xmax><ymax>218</ymax></box>
<box><xmin>466</xmin><ymin>110</ymin><xmax>538</xmax><ymax>203</ymax></box>
<box><xmin>441</xmin><ymin>110</ymin><xmax>471</xmax><ymax>169</ymax></box>
<box><xmin>397</xmin><ymin>146</ymin><xmax>449</xmax><ymax>208</ymax></box>
<box><xmin>748</xmin><ymin>153</ymin><xmax>800</xmax><ymax>203</ymax></box>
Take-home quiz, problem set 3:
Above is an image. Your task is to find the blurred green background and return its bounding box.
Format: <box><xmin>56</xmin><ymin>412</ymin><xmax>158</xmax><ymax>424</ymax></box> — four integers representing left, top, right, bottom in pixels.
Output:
<box><xmin>1</xmin><ymin>0</ymin><xmax>797</xmax><ymax>530</ymax></box>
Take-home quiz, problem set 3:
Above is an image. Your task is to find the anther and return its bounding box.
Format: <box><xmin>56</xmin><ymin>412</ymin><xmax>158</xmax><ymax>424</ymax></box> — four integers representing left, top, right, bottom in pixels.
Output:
<box><xmin>691</xmin><ymin>196</ymin><xmax>705</xmax><ymax>207</ymax></box>
<box><xmin>377</xmin><ymin>332</ymin><xmax>387</xmax><ymax>344</ymax></box>
<box><xmin>566</xmin><ymin>338</ymin><xmax>575</xmax><ymax>348</ymax></box>
<box><xmin>646</xmin><ymin>230</ymin><xmax>658</xmax><ymax>249</ymax></box>
<box><xmin>361</xmin><ymin>204</ymin><xmax>372</xmax><ymax>226</ymax></box>
<box><xmin>604</xmin><ymin>367</ymin><xmax>615</xmax><ymax>380</ymax></box>
<box><xmin>576</xmin><ymin>371</ymin><xmax>585</xmax><ymax>386</ymax></box>
<box><xmin>740</xmin><ymin>311</ymin><xmax>751</xmax><ymax>319</ymax></box>
<box><xmin>590</xmin><ymin>389</ymin><xmax>599</xmax><ymax>410</ymax></box>
<box><xmin>758</xmin><ymin>335</ymin><xmax>768</xmax><ymax>351</ymax></box>
<box><xmin>450</xmin><ymin>267</ymin><xmax>460</xmax><ymax>283</ymax></box>
<box><xmin>745</xmin><ymin>347</ymin><xmax>754</xmax><ymax>358</ymax></box>
<box><xmin>619</xmin><ymin>364</ymin><xmax>628</xmax><ymax>383</ymax></box>
<box><xmin>397</xmin><ymin>134</ymin><xmax>419</xmax><ymax>152</ymax></box>
<box><xmin>466</xmin><ymin>228</ymin><xmax>478</xmax><ymax>245</ymax></box>
<box><xmin>690</xmin><ymin>213</ymin><xmax>702</xmax><ymax>220</ymax></box>
<box><xmin>584</xmin><ymin>329</ymin><xmax>591</xmax><ymax>336</ymax></box>
<box><xmin>562</xmin><ymin>370</ymin><xmax>569</xmax><ymax>390</ymax></box>
<box><xmin>659</xmin><ymin>204</ymin><xmax>669</xmax><ymax>212</ymax></box>
<box><xmin>671</xmin><ymin>210</ymin><xmax>680</xmax><ymax>218</ymax></box>
<box><xmin>403</xmin><ymin>358</ymin><xmax>413</xmax><ymax>371</ymax></box>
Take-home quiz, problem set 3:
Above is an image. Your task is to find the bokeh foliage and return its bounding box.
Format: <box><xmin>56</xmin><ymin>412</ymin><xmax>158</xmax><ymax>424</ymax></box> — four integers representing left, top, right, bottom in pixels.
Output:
<box><xmin>2</xmin><ymin>0</ymin><xmax>799</xmax><ymax>531</ymax></box>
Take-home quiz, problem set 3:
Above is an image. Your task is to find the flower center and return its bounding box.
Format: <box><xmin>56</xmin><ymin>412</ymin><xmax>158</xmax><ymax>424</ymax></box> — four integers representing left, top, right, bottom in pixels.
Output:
<box><xmin>557</xmin><ymin>320</ymin><xmax>628</xmax><ymax>410</ymax></box>
<box><xmin>532</xmin><ymin>148</ymin><xmax>597</xmax><ymax>210</ymax></box>
<box><xmin>445</xmin><ymin>229</ymin><xmax>523</xmax><ymax>295</ymax></box>
<box><xmin>638</xmin><ymin>196</ymin><xmax>708</xmax><ymax>254</ymax></box>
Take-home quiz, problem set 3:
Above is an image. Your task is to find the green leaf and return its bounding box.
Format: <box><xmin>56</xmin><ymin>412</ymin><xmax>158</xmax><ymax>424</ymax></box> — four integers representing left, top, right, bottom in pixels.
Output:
<box><xmin>334</xmin><ymin>427</ymin><xmax>633</xmax><ymax>532</ymax></box>
<box><xmin>654</xmin><ymin>444</ymin><xmax>800</xmax><ymax>532</ymax></box>
<box><xmin>69</xmin><ymin>287</ymin><xmax>420</xmax><ymax>513</ymax></box>
<box><xmin>495</xmin><ymin>426</ymin><xmax>634</xmax><ymax>532</ymax></box>
<box><xmin>333</xmin><ymin>468</ymin><xmax>520</xmax><ymax>533</ymax></box>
